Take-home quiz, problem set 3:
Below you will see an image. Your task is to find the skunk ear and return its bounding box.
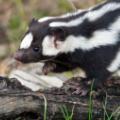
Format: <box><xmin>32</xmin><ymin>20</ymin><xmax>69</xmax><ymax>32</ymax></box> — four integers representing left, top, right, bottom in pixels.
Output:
<box><xmin>32</xmin><ymin>18</ymin><xmax>38</xmax><ymax>22</ymax></box>
<box><xmin>49</xmin><ymin>27</ymin><xmax>67</xmax><ymax>41</ymax></box>
<box><xmin>49</xmin><ymin>27</ymin><xmax>67</xmax><ymax>48</ymax></box>
<box><xmin>29</xmin><ymin>18</ymin><xmax>38</xmax><ymax>26</ymax></box>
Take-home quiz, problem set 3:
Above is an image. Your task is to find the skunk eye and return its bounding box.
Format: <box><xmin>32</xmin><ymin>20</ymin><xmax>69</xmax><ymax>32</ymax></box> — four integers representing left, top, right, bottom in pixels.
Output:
<box><xmin>33</xmin><ymin>47</ymin><xmax>40</xmax><ymax>52</ymax></box>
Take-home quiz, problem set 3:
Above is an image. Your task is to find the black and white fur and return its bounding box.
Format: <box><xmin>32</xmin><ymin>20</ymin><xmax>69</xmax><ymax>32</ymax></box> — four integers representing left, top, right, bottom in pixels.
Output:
<box><xmin>15</xmin><ymin>0</ymin><xmax>120</xmax><ymax>88</ymax></box>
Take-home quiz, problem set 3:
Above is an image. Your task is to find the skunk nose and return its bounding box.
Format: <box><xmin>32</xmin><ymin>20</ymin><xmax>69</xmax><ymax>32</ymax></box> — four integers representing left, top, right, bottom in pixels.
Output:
<box><xmin>14</xmin><ymin>51</ymin><xmax>23</xmax><ymax>61</ymax></box>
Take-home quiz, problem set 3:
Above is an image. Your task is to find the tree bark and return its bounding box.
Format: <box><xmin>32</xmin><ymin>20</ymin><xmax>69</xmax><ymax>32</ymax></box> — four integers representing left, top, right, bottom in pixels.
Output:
<box><xmin>0</xmin><ymin>76</ymin><xmax>119</xmax><ymax>120</ymax></box>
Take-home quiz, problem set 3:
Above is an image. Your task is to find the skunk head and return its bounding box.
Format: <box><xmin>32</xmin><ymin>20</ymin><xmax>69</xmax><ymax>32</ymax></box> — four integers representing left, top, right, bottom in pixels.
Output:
<box><xmin>14</xmin><ymin>18</ymin><xmax>68</xmax><ymax>63</ymax></box>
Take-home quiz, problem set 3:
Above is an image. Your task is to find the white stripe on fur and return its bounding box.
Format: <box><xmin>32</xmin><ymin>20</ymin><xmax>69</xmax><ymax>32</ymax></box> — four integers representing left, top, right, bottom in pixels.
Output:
<box><xmin>110</xmin><ymin>17</ymin><xmax>120</xmax><ymax>30</ymax></box>
<box><xmin>42</xmin><ymin>30</ymin><xmax>118</xmax><ymax>56</ymax></box>
<box><xmin>88</xmin><ymin>3</ymin><xmax>120</xmax><ymax>21</ymax></box>
<box><xmin>107</xmin><ymin>50</ymin><xmax>120</xmax><ymax>72</ymax></box>
<box><xmin>42</xmin><ymin>35</ymin><xmax>62</xmax><ymax>56</ymax></box>
<box><xmin>60</xmin><ymin>9</ymin><xmax>86</xmax><ymax>18</ymax></box>
<box><xmin>49</xmin><ymin>15</ymin><xmax>86</xmax><ymax>27</ymax></box>
<box><xmin>38</xmin><ymin>17</ymin><xmax>55</xmax><ymax>23</ymax></box>
<box><xmin>20</xmin><ymin>32</ymin><xmax>33</xmax><ymax>49</ymax></box>
<box><xmin>107</xmin><ymin>17</ymin><xmax>120</xmax><ymax>72</ymax></box>
<box><xmin>50</xmin><ymin>3</ymin><xmax>120</xmax><ymax>27</ymax></box>
<box><xmin>38</xmin><ymin>10</ymin><xmax>84</xmax><ymax>23</ymax></box>
<box><xmin>61</xmin><ymin>30</ymin><xmax>118</xmax><ymax>52</ymax></box>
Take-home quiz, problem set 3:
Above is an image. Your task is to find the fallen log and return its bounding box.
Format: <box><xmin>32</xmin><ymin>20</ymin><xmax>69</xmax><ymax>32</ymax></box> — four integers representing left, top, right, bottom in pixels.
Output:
<box><xmin>0</xmin><ymin>76</ymin><xmax>119</xmax><ymax>120</ymax></box>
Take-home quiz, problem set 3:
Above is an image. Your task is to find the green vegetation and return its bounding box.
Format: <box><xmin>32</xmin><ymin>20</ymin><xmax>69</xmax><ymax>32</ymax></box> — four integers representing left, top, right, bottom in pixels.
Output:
<box><xmin>88</xmin><ymin>81</ymin><xmax>94</xmax><ymax>120</ymax></box>
<box><xmin>42</xmin><ymin>94</ymin><xmax>47</xmax><ymax>120</ymax></box>
<box><xmin>8</xmin><ymin>0</ymin><xmax>28</xmax><ymax>43</ymax></box>
<box><xmin>103</xmin><ymin>93</ymin><xmax>120</xmax><ymax>120</ymax></box>
<box><xmin>58</xmin><ymin>0</ymin><xmax>73</xmax><ymax>12</ymax></box>
<box><xmin>60</xmin><ymin>105</ymin><xmax>75</xmax><ymax>120</ymax></box>
<box><xmin>58</xmin><ymin>89</ymin><xmax>120</xmax><ymax>120</ymax></box>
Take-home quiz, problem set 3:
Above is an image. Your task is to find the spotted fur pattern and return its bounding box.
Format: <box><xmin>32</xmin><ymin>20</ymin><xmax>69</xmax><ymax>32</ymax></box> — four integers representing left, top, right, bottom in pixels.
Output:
<box><xmin>15</xmin><ymin>0</ymin><xmax>120</xmax><ymax>88</ymax></box>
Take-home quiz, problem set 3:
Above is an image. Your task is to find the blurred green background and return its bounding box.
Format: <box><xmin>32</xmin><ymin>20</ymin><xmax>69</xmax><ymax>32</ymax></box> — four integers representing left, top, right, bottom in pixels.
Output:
<box><xmin>0</xmin><ymin>0</ymin><xmax>103</xmax><ymax>60</ymax></box>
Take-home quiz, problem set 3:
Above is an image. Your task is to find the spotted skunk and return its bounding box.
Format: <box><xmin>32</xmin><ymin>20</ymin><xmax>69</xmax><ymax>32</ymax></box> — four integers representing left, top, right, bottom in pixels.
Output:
<box><xmin>15</xmin><ymin>0</ymin><xmax>120</xmax><ymax>89</ymax></box>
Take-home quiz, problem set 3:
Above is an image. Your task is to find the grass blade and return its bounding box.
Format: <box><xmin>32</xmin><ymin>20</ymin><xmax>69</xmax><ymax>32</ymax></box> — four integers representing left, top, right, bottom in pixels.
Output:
<box><xmin>88</xmin><ymin>80</ymin><xmax>94</xmax><ymax>120</ymax></box>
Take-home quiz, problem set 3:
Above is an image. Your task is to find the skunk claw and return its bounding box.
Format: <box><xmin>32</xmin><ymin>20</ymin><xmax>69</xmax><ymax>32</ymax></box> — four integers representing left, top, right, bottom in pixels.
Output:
<box><xmin>42</xmin><ymin>62</ymin><xmax>56</xmax><ymax>75</ymax></box>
